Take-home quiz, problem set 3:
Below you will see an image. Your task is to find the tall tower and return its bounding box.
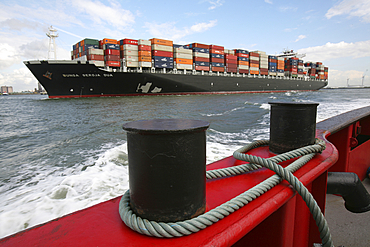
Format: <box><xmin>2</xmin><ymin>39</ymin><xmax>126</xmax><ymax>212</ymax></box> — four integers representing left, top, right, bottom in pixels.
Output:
<box><xmin>46</xmin><ymin>26</ymin><xmax>58</xmax><ymax>60</ymax></box>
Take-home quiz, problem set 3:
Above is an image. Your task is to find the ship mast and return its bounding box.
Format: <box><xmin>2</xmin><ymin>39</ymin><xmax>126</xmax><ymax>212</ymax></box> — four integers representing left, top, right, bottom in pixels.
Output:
<box><xmin>46</xmin><ymin>26</ymin><xmax>58</xmax><ymax>60</ymax></box>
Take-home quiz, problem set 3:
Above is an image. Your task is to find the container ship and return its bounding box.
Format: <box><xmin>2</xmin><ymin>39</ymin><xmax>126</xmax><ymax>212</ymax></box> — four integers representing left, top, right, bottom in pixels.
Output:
<box><xmin>24</xmin><ymin>37</ymin><xmax>329</xmax><ymax>98</ymax></box>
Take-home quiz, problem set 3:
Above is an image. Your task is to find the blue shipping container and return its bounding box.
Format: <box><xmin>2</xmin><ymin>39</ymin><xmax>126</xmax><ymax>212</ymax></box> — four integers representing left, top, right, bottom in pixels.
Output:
<box><xmin>268</xmin><ymin>56</ymin><xmax>277</xmax><ymax>60</ymax></box>
<box><xmin>211</xmin><ymin>53</ymin><xmax>224</xmax><ymax>59</ymax></box>
<box><xmin>237</xmin><ymin>57</ymin><xmax>249</xmax><ymax>61</ymax></box>
<box><xmin>269</xmin><ymin>62</ymin><xmax>277</xmax><ymax>67</ymax></box>
<box><xmin>173</xmin><ymin>44</ymin><xmax>189</xmax><ymax>49</ymax></box>
<box><xmin>103</xmin><ymin>44</ymin><xmax>120</xmax><ymax>50</ymax></box>
<box><xmin>193</xmin><ymin>47</ymin><xmax>209</xmax><ymax>53</ymax></box>
<box><xmin>211</xmin><ymin>62</ymin><xmax>224</xmax><ymax>67</ymax></box>
<box><xmin>269</xmin><ymin>68</ymin><xmax>277</xmax><ymax>72</ymax></box>
<box><xmin>153</xmin><ymin>56</ymin><xmax>174</xmax><ymax>62</ymax></box>
<box><xmin>234</xmin><ymin>49</ymin><xmax>249</xmax><ymax>54</ymax></box>
<box><xmin>153</xmin><ymin>61</ymin><xmax>174</xmax><ymax>68</ymax></box>
<box><xmin>278</xmin><ymin>69</ymin><xmax>284</xmax><ymax>73</ymax></box>
<box><xmin>194</xmin><ymin>61</ymin><xmax>210</xmax><ymax>67</ymax></box>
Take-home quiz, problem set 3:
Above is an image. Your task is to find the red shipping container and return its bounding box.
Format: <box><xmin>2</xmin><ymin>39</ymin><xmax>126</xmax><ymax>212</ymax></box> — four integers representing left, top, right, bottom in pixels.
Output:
<box><xmin>225</xmin><ymin>59</ymin><xmax>237</xmax><ymax>64</ymax></box>
<box><xmin>138</xmin><ymin>45</ymin><xmax>151</xmax><ymax>51</ymax></box>
<box><xmin>239</xmin><ymin>69</ymin><xmax>249</xmax><ymax>74</ymax></box>
<box><xmin>88</xmin><ymin>54</ymin><xmax>104</xmax><ymax>61</ymax></box>
<box><xmin>209</xmin><ymin>45</ymin><xmax>224</xmax><ymax>50</ymax></box>
<box><xmin>194</xmin><ymin>65</ymin><xmax>210</xmax><ymax>71</ymax></box>
<box><xmin>210</xmin><ymin>58</ymin><xmax>224</xmax><ymax>63</ymax></box>
<box><xmin>105</xmin><ymin>61</ymin><xmax>120</xmax><ymax>67</ymax></box>
<box><xmin>105</xmin><ymin>55</ymin><xmax>120</xmax><ymax>61</ymax></box>
<box><xmin>236</xmin><ymin>53</ymin><xmax>249</xmax><ymax>58</ymax></box>
<box><xmin>260</xmin><ymin>68</ymin><xmax>268</xmax><ymax>73</ymax></box>
<box><xmin>269</xmin><ymin>58</ymin><xmax>277</xmax><ymax>63</ymax></box>
<box><xmin>249</xmin><ymin>52</ymin><xmax>259</xmax><ymax>57</ymax></box>
<box><xmin>193</xmin><ymin>56</ymin><xmax>209</xmax><ymax>62</ymax></box>
<box><xmin>192</xmin><ymin>43</ymin><xmax>209</xmax><ymax>49</ymax></box>
<box><xmin>122</xmin><ymin>39</ymin><xmax>138</xmax><ymax>45</ymax></box>
<box><xmin>105</xmin><ymin>49</ymin><xmax>120</xmax><ymax>56</ymax></box>
<box><xmin>226</xmin><ymin>67</ymin><xmax>237</xmax><ymax>73</ymax></box>
<box><xmin>225</xmin><ymin>54</ymin><xmax>237</xmax><ymax>60</ymax></box>
<box><xmin>212</xmin><ymin>66</ymin><xmax>224</xmax><ymax>72</ymax></box>
<box><xmin>152</xmin><ymin>50</ymin><xmax>173</xmax><ymax>57</ymax></box>
<box><xmin>250</xmin><ymin>60</ymin><xmax>259</xmax><ymax>65</ymax></box>
<box><xmin>226</xmin><ymin>63</ymin><xmax>238</xmax><ymax>68</ymax></box>
<box><xmin>210</xmin><ymin>49</ymin><xmax>224</xmax><ymax>55</ymax></box>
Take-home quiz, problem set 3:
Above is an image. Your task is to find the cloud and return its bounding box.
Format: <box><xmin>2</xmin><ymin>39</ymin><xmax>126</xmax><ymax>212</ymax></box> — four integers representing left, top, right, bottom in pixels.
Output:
<box><xmin>264</xmin><ymin>0</ymin><xmax>273</xmax><ymax>4</ymax></box>
<box><xmin>0</xmin><ymin>19</ymin><xmax>42</xmax><ymax>31</ymax></box>
<box><xmin>0</xmin><ymin>67</ymin><xmax>38</xmax><ymax>92</ymax></box>
<box><xmin>295</xmin><ymin>35</ymin><xmax>307</xmax><ymax>42</ymax></box>
<box><xmin>326</xmin><ymin>0</ymin><xmax>370</xmax><ymax>23</ymax></box>
<box><xmin>0</xmin><ymin>43</ymin><xmax>22</xmax><ymax>70</ymax></box>
<box><xmin>297</xmin><ymin>40</ymin><xmax>370</xmax><ymax>62</ymax></box>
<box><xmin>284</xmin><ymin>27</ymin><xmax>297</xmax><ymax>32</ymax></box>
<box><xmin>279</xmin><ymin>6</ymin><xmax>298</xmax><ymax>12</ymax></box>
<box><xmin>70</xmin><ymin>0</ymin><xmax>135</xmax><ymax>30</ymax></box>
<box><xmin>327</xmin><ymin>69</ymin><xmax>364</xmax><ymax>87</ymax></box>
<box><xmin>144</xmin><ymin>20</ymin><xmax>217</xmax><ymax>42</ymax></box>
<box><xmin>207</xmin><ymin>0</ymin><xmax>224</xmax><ymax>10</ymax></box>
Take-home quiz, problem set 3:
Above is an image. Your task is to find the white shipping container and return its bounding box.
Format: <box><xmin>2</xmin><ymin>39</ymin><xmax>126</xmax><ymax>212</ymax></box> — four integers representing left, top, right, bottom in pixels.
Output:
<box><xmin>260</xmin><ymin>64</ymin><xmax>268</xmax><ymax>69</ymax></box>
<box><xmin>238</xmin><ymin>65</ymin><xmax>249</xmax><ymax>70</ymax></box>
<box><xmin>277</xmin><ymin>57</ymin><xmax>284</xmax><ymax>61</ymax></box>
<box><xmin>152</xmin><ymin>44</ymin><xmax>173</xmax><ymax>52</ymax></box>
<box><xmin>75</xmin><ymin>55</ymin><xmax>87</xmax><ymax>61</ymax></box>
<box><xmin>268</xmin><ymin>72</ymin><xmax>277</xmax><ymax>76</ymax></box>
<box><xmin>124</xmin><ymin>50</ymin><xmax>139</xmax><ymax>56</ymax></box>
<box><xmin>174</xmin><ymin>53</ymin><xmax>193</xmax><ymax>59</ymax></box>
<box><xmin>260</xmin><ymin>54</ymin><xmax>268</xmax><ymax>59</ymax></box>
<box><xmin>193</xmin><ymin>52</ymin><xmax>210</xmax><ymax>58</ymax></box>
<box><xmin>250</xmin><ymin>56</ymin><xmax>259</xmax><ymax>61</ymax></box>
<box><xmin>138</xmin><ymin>39</ymin><xmax>151</xmax><ymax>46</ymax></box>
<box><xmin>126</xmin><ymin>61</ymin><xmax>139</xmax><ymax>67</ymax></box>
<box><xmin>125</xmin><ymin>56</ymin><xmax>139</xmax><ymax>62</ymax></box>
<box><xmin>139</xmin><ymin>61</ymin><xmax>152</xmax><ymax>67</ymax></box>
<box><xmin>176</xmin><ymin>64</ymin><xmax>193</xmax><ymax>70</ymax></box>
<box><xmin>174</xmin><ymin>48</ymin><xmax>192</xmax><ymax>54</ymax></box>
<box><xmin>277</xmin><ymin>72</ymin><xmax>284</xmax><ymax>77</ymax></box>
<box><xmin>88</xmin><ymin>48</ymin><xmax>104</xmax><ymax>55</ymax></box>
<box><xmin>89</xmin><ymin>60</ymin><xmax>105</xmax><ymax>67</ymax></box>
<box><xmin>123</xmin><ymin>44</ymin><xmax>138</xmax><ymax>51</ymax></box>
<box><xmin>250</xmin><ymin>67</ymin><xmax>259</xmax><ymax>71</ymax></box>
<box><xmin>253</xmin><ymin>50</ymin><xmax>266</xmax><ymax>55</ymax></box>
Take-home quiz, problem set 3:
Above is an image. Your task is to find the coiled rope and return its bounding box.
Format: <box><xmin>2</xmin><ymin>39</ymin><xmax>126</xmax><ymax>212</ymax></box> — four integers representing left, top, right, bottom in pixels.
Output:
<box><xmin>119</xmin><ymin>139</ymin><xmax>334</xmax><ymax>247</ymax></box>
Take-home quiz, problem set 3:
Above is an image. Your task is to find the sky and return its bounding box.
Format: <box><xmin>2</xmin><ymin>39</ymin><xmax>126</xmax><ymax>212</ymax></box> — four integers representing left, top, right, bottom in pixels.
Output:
<box><xmin>0</xmin><ymin>0</ymin><xmax>369</xmax><ymax>91</ymax></box>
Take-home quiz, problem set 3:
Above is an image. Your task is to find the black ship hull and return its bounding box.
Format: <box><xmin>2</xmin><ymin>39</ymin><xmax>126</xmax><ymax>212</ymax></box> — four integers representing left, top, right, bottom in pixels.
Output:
<box><xmin>25</xmin><ymin>60</ymin><xmax>328</xmax><ymax>98</ymax></box>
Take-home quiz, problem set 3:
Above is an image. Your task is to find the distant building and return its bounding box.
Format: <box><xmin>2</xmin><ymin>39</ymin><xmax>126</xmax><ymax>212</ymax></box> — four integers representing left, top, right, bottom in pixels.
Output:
<box><xmin>1</xmin><ymin>86</ymin><xmax>13</xmax><ymax>94</ymax></box>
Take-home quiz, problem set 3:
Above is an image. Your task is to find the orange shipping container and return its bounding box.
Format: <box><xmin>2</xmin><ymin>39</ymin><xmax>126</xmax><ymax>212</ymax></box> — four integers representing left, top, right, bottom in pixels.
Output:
<box><xmin>138</xmin><ymin>51</ymin><xmax>151</xmax><ymax>57</ymax></box>
<box><xmin>102</xmin><ymin>38</ymin><xmax>118</xmax><ymax>44</ymax></box>
<box><xmin>138</xmin><ymin>56</ymin><xmax>152</xmax><ymax>62</ymax></box>
<box><xmin>175</xmin><ymin>58</ymin><xmax>192</xmax><ymax>65</ymax></box>
<box><xmin>150</xmin><ymin>38</ymin><xmax>173</xmax><ymax>46</ymax></box>
<box><xmin>250</xmin><ymin>70</ymin><xmax>259</xmax><ymax>75</ymax></box>
<box><xmin>237</xmin><ymin>60</ymin><xmax>249</xmax><ymax>66</ymax></box>
<box><xmin>212</xmin><ymin>66</ymin><xmax>224</xmax><ymax>72</ymax></box>
<box><xmin>249</xmin><ymin>62</ymin><xmax>259</xmax><ymax>68</ymax></box>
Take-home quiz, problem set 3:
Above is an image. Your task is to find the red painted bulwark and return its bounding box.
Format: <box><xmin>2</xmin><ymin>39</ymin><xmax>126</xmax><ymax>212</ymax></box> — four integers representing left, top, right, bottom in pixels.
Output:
<box><xmin>0</xmin><ymin>131</ymin><xmax>337</xmax><ymax>247</ymax></box>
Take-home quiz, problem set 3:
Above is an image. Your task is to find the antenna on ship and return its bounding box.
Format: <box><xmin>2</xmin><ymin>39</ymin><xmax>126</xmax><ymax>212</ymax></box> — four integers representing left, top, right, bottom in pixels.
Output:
<box><xmin>362</xmin><ymin>69</ymin><xmax>368</xmax><ymax>86</ymax></box>
<box><xmin>46</xmin><ymin>26</ymin><xmax>58</xmax><ymax>60</ymax></box>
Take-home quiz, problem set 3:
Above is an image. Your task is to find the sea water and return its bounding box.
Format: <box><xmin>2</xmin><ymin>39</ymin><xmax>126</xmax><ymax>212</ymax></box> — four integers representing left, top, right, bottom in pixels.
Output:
<box><xmin>1</xmin><ymin>88</ymin><xmax>370</xmax><ymax>238</ymax></box>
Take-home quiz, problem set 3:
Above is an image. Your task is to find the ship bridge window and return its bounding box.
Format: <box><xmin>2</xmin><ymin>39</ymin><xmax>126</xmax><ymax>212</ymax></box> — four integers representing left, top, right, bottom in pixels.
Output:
<box><xmin>70</xmin><ymin>88</ymin><xmax>74</xmax><ymax>92</ymax></box>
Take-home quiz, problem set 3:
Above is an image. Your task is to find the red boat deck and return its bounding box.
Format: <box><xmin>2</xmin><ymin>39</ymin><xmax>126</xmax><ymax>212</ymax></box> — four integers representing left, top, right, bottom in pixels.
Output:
<box><xmin>1</xmin><ymin>106</ymin><xmax>370</xmax><ymax>247</ymax></box>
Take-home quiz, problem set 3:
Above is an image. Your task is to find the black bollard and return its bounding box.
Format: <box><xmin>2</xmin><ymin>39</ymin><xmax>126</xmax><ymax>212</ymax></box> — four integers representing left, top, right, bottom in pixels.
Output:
<box><xmin>122</xmin><ymin>119</ymin><xmax>210</xmax><ymax>222</ymax></box>
<box><xmin>269</xmin><ymin>102</ymin><xmax>319</xmax><ymax>154</ymax></box>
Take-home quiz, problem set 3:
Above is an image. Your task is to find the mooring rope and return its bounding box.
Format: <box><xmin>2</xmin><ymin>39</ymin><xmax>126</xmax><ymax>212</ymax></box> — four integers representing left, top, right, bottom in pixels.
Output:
<box><xmin>119</xmin><ymin>139</ymin><xmax>334</xmax><ymax>247</ymax></box>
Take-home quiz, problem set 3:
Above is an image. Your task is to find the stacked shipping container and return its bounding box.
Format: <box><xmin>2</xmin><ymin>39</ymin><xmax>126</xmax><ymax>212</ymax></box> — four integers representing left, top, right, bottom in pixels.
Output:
<box><xmin>268</xmin><ymin>56</ymin><xmax>277</xmax><ymax>76</ymax></box>
<box><xmin>234</xmin><ymin>49</ymin><xmax>249</xmax><ymax>74</ymax></box>
<box><xmin>119</xmin><ymin>39</ymin><xmax>138</xmax><ymax>67</ymax></box>
<box><xmin>70</xmin><ymin>37</ymin><xmax>328</xmax><ymax>80</ymax></box>
<box><xmin>173</xmin><ymin>45</ymin><xmax>193</xmax><ymax>70</ymax></box>
<box><xmin>210</xmin><ymin>45</ymin><xmax>224</xmax><ymax>72</ymax></box>
<box><xmin>102</xmin><ymin>39</ymin><xmax>120</xmax><ymax>67</ymax></box>
<box><xmin>138</xmin><ymin>40</ymin><xmax>151</xmax><ymax>68</ymax></box>
<box><xmin>191</xmin><ymin>43</ymin><xmax>210</xmax><ymax>71</ymax></box>
<box><xmin>249</xmin><ymin>52</ymin><xmax>259</xmax><ymax>75</ymax></box>
<box><xmin>151</xmin><ymin>38</ymin><xmax>174</xmax><ymax>69</ymax></box>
